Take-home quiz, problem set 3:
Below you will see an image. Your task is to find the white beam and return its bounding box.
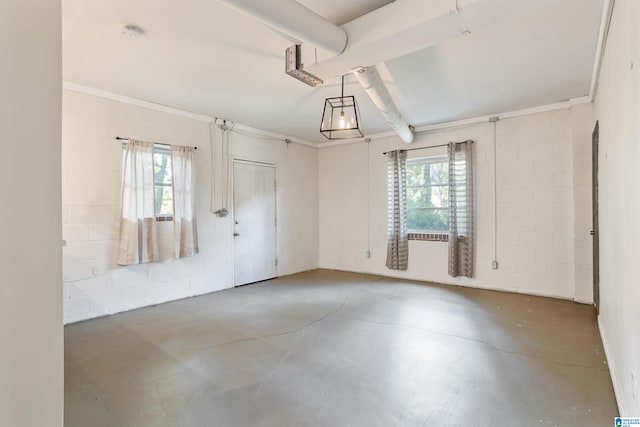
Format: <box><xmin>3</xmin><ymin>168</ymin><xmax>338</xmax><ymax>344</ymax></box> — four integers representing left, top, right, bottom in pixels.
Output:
<box><xmin>218</xmin><ymin>0</ymin><xmax>347</xmax><ymax>55</ymax></box>
<box><xmin>353</xmin><ymin>66</ymin><xmax>414</xmax><ymax>143</ymax></box>
<box><xmin>306</xmin><ymin>0</ymin><xmax>561</xmax><ymax>79</ymax></box>
<box><xmin>306</xmin><ymin>0</ymin><xmax>472</xmax><ymax>79</ymax></box>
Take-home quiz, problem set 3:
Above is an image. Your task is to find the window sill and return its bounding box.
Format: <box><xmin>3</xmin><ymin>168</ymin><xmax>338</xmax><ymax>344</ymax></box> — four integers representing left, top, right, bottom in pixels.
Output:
<box><xmin>408</xmin><ymin>232</ymin><xmax>448</xmax><ymax>242</ymax></box>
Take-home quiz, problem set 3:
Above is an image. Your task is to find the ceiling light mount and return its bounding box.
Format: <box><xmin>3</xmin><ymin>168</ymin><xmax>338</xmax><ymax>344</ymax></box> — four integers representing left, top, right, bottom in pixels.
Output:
<box><xmin>120</xmin><ymin>24</ymin><xmax>145</xmax><ymax>38</ymax></box>
<box><xmin>449</xmin><ymin>0</ymin><xmax>471</xmax><ymax>35</ymax></box>
<box><xmin>285</xmin><ymin>45</ymin><xmax>323</xmax><ymax>87</ymax></box>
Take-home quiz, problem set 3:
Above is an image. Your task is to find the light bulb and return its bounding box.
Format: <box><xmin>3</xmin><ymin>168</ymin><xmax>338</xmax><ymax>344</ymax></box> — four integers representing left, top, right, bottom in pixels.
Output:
<box><xmin>339</xmin><ymin>111</ymin><xmax>346</xmax><ymax>129</ymax></box>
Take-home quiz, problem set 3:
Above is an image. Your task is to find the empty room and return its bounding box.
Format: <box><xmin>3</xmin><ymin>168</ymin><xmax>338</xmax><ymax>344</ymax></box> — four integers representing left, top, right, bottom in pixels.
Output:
<box><xmin>2</xmin><ymin>0</ymin><xmax>639</xmax><ymax>426</ymax></box>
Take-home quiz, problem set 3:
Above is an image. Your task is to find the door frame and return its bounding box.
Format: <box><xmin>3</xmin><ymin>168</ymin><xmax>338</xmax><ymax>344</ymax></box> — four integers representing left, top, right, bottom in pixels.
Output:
<box><xmin>592</xmin><ymin>121</ymin><xmax>600</xmax><ymax>312</ymax></box>
<box><xmin>231</xmin><ymin>158</ymin><xmax>278</xmax><ymax>286</ymax></box>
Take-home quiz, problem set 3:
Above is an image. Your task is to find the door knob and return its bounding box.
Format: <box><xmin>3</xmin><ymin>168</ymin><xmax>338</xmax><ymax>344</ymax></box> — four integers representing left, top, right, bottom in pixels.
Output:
<box><xmin>234</xmin><ymin>232</ymin><xmax>240</xmax><ymax>237</ymax></box>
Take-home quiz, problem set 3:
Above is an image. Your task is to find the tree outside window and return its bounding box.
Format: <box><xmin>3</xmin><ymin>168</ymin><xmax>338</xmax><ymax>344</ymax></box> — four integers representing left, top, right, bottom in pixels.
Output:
<box><xmin>406</xmin><ymin>156</ymin><xmax>449</xmax><ymax>232</ymax></box>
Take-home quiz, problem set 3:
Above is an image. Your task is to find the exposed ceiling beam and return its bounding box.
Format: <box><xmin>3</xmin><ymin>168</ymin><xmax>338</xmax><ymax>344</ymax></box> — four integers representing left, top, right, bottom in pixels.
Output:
<box><xmin>217</xmin><ymin>0</ymin><xmax>571</xmax><ymax>143</ymax></box>
<box><xmin>353</xmin><ymin>66</ymin><xmax>414</xmax><ymax>143</ymax></box>
<box><xmin>218</xmin><ymin>0</ymin><xmax>347</xmax><ymax>55</ymax></box>
<box><xmin>306</xmin><ymin>0</ymin><xmax>470</xmax><ymax>79</ymax></box>
<box><xmin>305</xmin><ymin>0</ymin><xmax>563</xmax><ymax>79</ymax></box>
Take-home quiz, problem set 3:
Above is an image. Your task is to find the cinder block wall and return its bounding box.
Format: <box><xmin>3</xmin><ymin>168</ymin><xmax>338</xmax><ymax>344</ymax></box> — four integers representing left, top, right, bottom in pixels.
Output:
<box><xmin>62</xmin><ymin>89</ymin><xmax>319</xmax><ymax>323</ymax></box>
<box><xmin>319</xmin><ymin>105</ymin><xmax>594</xmax><ymax>302</ymax></box>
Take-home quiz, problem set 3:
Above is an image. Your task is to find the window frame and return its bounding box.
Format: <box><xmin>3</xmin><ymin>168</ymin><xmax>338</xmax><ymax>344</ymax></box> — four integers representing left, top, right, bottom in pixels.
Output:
<box><xmin>152</xmin><ymin>144</ymin><xmax>174</xmax><ymax>221</ymax></box>
<box><xmin>122</xmin><ymin>142</ymin><xmax>174</xmax><ymax>221</ymax></box>
<box><xmin>406</xmin><ymin>155</ymin><xmax>450</xmax><ymax>241</ymax></box>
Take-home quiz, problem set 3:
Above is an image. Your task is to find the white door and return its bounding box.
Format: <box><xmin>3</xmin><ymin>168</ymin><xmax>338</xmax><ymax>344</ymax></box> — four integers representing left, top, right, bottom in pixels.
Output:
<box><xmin>233</xmin><ymin>161</ymin><xmax>277</xmax><ymax>286</ymax></box>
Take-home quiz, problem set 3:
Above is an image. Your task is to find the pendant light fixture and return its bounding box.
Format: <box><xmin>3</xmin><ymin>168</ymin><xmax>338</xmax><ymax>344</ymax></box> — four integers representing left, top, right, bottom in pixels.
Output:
<box><xmin>320</xmin><ymin>75</ymin><xmax>364</xmax><ymax>140</ymax></box>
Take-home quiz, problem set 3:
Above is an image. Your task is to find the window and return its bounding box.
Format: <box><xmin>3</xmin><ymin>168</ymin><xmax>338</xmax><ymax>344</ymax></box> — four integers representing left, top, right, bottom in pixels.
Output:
<box><xmin>118</xmin><ymin>139</ymin><xmax>198</xmax><ymax>264</ymax></box>
<box><xmin>406</xmin><ymin>156</ymin><xmax>449</xmax><ymax>239</ymax></box>
<box><xmin>122</xmin><ymin>142</ymin><xmax>174</xmax><ymax>220</ymax></box>
<box><xmin>153</xmin><ymin>145</ymin><xmax>173</xmax><ymax>220</ymax></box>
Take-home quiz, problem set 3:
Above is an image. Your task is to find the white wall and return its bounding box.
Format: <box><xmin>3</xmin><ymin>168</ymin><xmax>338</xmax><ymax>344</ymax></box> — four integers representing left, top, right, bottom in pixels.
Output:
<box><xmin>571</xmin><ymin>103</ymin><xmax>597</xmax><ymax>303</ymax></box>
<box><xmin>0</xmin><ymin>1</ymin><xmax>63</xmax><ymax>426</ymax></box>
<box><xmin>62</xmin><ymin>90</ymin><xmax>318</xmax><ymax>323</ymax></box>
<box><xmin>319</xmin><ymin>105</ymin><xmax>594</xmax><ymax>301</ymax></box>
<box><xmin>593</xmin><ymin>0</ymin><xmax>640</xmax><ymax>415</ymax></box>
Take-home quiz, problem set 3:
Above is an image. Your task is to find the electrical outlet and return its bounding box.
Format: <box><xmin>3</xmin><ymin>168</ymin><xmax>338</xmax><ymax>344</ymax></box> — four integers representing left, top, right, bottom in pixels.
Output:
<box><xmin>491</xmin><ymin>260</ymin><xmax>499</xmax><ymax>269</ymax></box>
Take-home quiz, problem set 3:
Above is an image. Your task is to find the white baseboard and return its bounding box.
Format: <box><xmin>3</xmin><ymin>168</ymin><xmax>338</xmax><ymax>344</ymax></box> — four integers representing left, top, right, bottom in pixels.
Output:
<box><xmin>598</xmin><ymin>315</ymin><xmax>625</xmax><ymax>416</ymax></box>
<box><xmin>574</xmin><ymin>296</ymin><xmax>594</xmax><ymax>305</ymax></box>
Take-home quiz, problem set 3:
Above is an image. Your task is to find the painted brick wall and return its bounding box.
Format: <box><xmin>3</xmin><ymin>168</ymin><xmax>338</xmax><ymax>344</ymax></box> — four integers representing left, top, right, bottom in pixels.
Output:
<box><xmin>62</xmin><ymin>90</ymin><xmax>318</xmax><ymax>323</ymax></box>
<box><xmin>319</xmin><ymin>106</ymin><xmax>594</xmax><ymax>301</ymax></box>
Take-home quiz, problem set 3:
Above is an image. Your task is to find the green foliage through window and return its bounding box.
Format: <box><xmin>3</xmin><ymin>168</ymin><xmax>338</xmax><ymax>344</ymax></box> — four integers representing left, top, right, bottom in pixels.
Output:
<box><xmin>406</xmin><ymin>156</ymin><xmax>449</xmax><ymax>232</ymax></box>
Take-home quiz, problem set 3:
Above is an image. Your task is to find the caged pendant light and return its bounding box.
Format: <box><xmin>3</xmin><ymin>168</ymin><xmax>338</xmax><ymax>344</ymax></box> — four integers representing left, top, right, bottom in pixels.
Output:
<box><xmin>320</xmin><ymin>75</ymin><xmax>364</xmax><ymax>140</ymax></box>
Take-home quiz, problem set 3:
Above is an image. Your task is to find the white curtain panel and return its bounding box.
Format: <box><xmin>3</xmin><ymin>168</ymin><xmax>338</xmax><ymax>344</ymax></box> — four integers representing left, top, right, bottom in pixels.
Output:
<box><xmin>117</xmin><ymin>140</ymin><xmax>159</xmax><ymax>265</ymax></box>
<box><xmin>386</xmin><ymin>150</ymin><xmax>409</xmax><ymax>270</ymax></box>
<box><xmin>171</xmin><ymin>146</ymin><xmax>199</xmax><ymax>258</ymax></box>
<box><xmin>448</xmin><ymin>140</ymin><xmax>474</xmax><ymax>278</ymax></box>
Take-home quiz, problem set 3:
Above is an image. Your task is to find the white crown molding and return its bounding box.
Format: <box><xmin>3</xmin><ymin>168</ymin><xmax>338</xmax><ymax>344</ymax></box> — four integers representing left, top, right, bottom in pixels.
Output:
<box><xmin>315</xmin><ymin>136</ymin><xmax>378</xmax><ymax>149</ymax></box>
<box><xmin>569</xmin><ymin>96</ymin><xmax>592</xmax><ymax>106</ymax></box>
<box><xmin>62</xmin><ymin>81</ymin><xmax>317</xmax><ymax>148</ymax></box>
<box><xmin>589</xmin><ymin>0</ymin><xmax>616</xmax><ymax>101</ymax></box>
<box><xmin>63</xmin><ymin>81</ymin><xmax>213</xmax><ymax>122</ymax></box>
<box><xmin>228</xmin><ymin>123</ymin><xmax>318</xmax><ymax>148</ymax></box>
<box><xmin>316</xmin><ymin>97</ymin><xmax>593</xmax><ymax>148</ymax></box>
<box><xmin>64</xmin><ymin>81</ymin><xmax>593</xmax><ymax>151</ymax></box>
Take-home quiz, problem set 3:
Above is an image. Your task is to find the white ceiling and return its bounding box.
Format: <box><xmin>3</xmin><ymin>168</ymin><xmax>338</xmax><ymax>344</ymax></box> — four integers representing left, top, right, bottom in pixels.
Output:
<box><xmin>62</xmin><ymin>0</ymin><xmax>604</xmax><ymax>143</ymax></box>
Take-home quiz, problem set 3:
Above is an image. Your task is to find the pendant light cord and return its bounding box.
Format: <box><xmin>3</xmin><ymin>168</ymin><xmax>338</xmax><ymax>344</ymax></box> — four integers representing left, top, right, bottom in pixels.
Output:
<box><xmin>340</xmin><ymin>75</ymin><xmax>345</xmax><ymax>111</ymax></box>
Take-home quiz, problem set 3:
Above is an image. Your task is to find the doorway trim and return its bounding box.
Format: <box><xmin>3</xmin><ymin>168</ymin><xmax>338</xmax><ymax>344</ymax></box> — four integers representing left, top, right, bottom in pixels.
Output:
<box><xmin>592</xmin><ymin>121</ymin><xmax>600</xmax><ymax>312</ymax></box>
<box><xmin>231</xmin><ymin>158</ymin><xmax>278</xmax><ymax>286</ymax></box>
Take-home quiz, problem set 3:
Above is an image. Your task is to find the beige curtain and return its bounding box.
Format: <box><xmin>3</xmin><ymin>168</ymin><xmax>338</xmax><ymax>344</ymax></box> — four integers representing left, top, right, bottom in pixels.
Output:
<box><xmin>386</xmin><ymin>150</ymin><xmax>408</xmax><ymax>270</ymax></box>
<box><xmin>117</xmin><ymin>140</ymin><xmax>159</xmax><ymax>265</ymax></box>
<box><xmin>448</xmin><ymin>140</ymin><xmax>474</xmax><ymax>278</ymax></box>
<box><xmin>171</xmin><ymin>146</ymin><xmax>199</xmax><ymax>258</ymax></box>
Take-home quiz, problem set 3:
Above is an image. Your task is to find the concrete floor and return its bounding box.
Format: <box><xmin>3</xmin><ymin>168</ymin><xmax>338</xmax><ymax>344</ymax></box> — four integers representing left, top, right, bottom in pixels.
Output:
<box><xmin>65</xmin><ymin>269</ymin><xmax>617</xmax><ymax>426</ymax></box>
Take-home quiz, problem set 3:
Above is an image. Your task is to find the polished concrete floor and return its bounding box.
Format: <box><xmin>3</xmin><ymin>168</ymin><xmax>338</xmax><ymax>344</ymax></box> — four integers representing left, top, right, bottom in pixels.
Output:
<box><xmin>65</xmin><ymin>269</ymin><xmax>617</xmax><ymax>426</ymax></box>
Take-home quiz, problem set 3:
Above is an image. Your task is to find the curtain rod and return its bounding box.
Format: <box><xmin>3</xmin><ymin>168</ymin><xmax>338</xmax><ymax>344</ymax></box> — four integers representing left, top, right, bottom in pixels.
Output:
<box><xmin>116</xmin><ymin>136</ymin><xmax>197</xmax><ymax>150</ymax></box>
<box><xmin>381</xmin><ymin>140</ymin><xmax>473</xmax><ymax>155</ymax></box>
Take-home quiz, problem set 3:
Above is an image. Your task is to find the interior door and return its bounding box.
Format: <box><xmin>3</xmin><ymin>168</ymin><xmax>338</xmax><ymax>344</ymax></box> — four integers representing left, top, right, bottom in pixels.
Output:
<box><xmin>233</xmin><ymin>161</ymin><xmax>277</xmax><ymax>286</ymax></box>
<box><xmin>592</xmin><ymin>121</ymin><xmax>600</xmax><ymax>311</ymax></box>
